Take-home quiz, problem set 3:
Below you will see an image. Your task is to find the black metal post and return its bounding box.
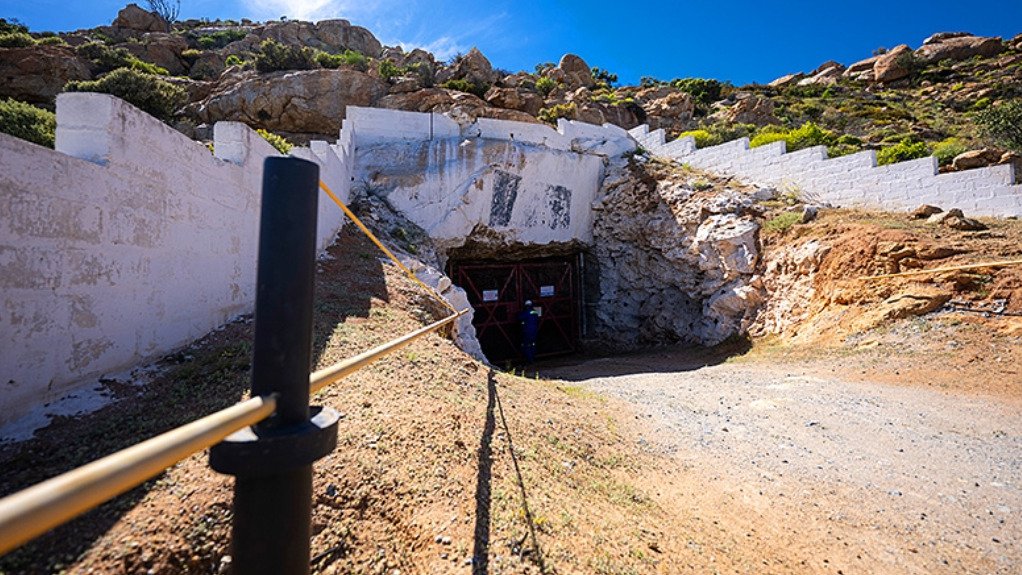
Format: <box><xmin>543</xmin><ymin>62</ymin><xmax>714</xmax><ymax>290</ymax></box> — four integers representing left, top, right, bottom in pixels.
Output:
<box><xmin>211</xmin><ymin>157</ymin><xmax>339</xmax><ymax>575</ymax></box>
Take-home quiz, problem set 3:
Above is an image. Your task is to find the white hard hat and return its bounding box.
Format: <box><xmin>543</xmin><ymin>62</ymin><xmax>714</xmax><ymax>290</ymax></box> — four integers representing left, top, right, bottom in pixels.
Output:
<box><xmin>524</xmin><ymin>300</ymin><xmax>533</xmax><ymax>306</ymax></box>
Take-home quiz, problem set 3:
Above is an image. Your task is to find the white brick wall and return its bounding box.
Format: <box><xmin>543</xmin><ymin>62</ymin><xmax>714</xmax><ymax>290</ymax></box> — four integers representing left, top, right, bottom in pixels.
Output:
<box><xmin>0</xmin><ymin>93</ymin><xmax>353</xmax><ymax>426</ymax></box>
<box><xmin>642</xmin><ymin>126</ymin><xmax>1022</xmax><ymax>217</ymax></box>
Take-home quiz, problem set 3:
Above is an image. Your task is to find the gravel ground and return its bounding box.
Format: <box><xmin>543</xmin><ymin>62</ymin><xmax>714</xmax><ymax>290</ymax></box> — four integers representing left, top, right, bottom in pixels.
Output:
<box><xmin>545</xmin><ymin>348</ymin><xmax>1022</xmax><ymax>574</ymax></box>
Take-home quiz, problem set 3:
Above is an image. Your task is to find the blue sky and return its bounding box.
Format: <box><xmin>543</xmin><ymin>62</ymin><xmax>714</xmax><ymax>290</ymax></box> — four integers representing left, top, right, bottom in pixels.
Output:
<box><xmin>3</xmin><ymin>0</ymin><xmax>1021</xmax><ymax>85</ymax></box>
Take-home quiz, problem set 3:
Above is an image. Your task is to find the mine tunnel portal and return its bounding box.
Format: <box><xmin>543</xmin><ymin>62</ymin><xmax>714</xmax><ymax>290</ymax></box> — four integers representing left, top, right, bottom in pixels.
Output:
<box><xmin>451</xmin><ymin>257</ymin><xmax>580</xmax><ymax>363</ymax></box>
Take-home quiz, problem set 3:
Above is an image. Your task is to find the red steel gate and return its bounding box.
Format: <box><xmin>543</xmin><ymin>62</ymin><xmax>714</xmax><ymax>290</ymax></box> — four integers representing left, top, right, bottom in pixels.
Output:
<box><xmin>451</xmin><ymin>258</ymin><xmax>578</xmax><ymax>363</ymax></box>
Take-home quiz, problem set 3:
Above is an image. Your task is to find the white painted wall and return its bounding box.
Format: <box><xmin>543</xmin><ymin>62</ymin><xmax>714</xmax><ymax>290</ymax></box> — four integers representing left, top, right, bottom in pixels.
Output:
<box><xmin>344</xmin><ymin>106</ymin><xmax>632</xmax><ymax>252</ymax></box>
<box><xmin>641</xmin><ymin>129</ymin><xmax>1022</xmax><ymax>217</ymax></box>
<box><xmin>0</xmin><ymin>93</ymin><xmax>352</xmax><ymax>426</ymax></box>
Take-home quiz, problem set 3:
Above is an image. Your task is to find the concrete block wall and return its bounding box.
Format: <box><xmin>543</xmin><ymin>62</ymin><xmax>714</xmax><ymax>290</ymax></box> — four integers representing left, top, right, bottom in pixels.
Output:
<box><xmin>0</xmin><ymin>93</ymin><xmax>352</xmax><ymax>426</ymax></box>
<box><xmin>344</xmin><ymin>106</ymin><xmax>635</xmax><ymax>155</ymax></box>
<box><xmin>642</xmin><ymin>128</ymin><xmax>1022</xmax><ymax>217</ymax></box>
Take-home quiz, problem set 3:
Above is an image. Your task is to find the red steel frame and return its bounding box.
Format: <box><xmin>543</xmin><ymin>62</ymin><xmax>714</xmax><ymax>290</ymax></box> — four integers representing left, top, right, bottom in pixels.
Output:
<box><xmin>452</xmin><ymin>259</ymin><xmax>578</xmax><ymax>362</ymax></box>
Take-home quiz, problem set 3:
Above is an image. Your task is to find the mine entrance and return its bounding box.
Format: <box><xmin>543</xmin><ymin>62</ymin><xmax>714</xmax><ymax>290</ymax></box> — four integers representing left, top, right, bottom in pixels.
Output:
<box><xmin>451</xmin><ymin>257</ymin><xmax>580</xmax><ymax>363</ymax></box>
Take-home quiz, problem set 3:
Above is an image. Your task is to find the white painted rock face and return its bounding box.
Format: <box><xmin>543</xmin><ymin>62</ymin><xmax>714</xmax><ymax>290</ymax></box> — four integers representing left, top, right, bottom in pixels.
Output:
<box><xmin>354</xmin><ymin>138</ymin><xmax>604</xmax><ymax>251</ymax></box>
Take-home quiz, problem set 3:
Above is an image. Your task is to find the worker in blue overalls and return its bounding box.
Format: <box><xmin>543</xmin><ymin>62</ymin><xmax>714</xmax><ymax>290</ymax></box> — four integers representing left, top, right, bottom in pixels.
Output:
<box><xmin>518</xmin><ymin>300</ymin><xmax>540</xmax><ymax>364</ymax></box>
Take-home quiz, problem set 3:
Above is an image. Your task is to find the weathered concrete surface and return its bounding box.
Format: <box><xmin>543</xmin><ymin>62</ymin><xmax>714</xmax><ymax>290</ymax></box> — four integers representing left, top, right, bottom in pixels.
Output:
<box><xmin>0</xmin><ymin>93</ymin><xmax>352</xmax><ymax>426</ymax></box>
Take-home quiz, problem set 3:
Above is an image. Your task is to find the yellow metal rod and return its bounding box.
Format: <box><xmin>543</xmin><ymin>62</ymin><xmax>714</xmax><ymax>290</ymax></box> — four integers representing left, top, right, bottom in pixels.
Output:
<box><xmin>0</xmin><ymin>395</ymin><xmax>276</xmax><ymax>556</ymax></box>
<box><xmin>860</xmin><ymin>258</ymin><xmax>1022</xmax><ymax>280</ymax></box>
<box><xmin>318</xmin><ymin>181</ymin><xmax>458</xmax><ymax>313</ymax></box>
<box><xmin>311</xmin><ymin>309</ymin><xmax>468</xmax><ymax>394</ymax></box>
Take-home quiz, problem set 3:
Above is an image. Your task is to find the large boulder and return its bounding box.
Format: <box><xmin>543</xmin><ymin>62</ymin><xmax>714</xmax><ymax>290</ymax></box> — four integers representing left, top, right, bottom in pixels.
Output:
<box><xmin>642</xmin><ymin>90</ymin><xmax>694</xmax><ymax>132</ymax></box>
<box><xmin>436</xmin><ymin>47</ymin><xmax>498</xmax><ymax>88</ymax></box>
<box><xmin>923</xmin><ymin>31</ymin><xmax>973</xmax><ymax>45</ymax></box>
<box><xmin>843</xmin><ymin>55</ymin><xmax>879</xmax><ymax>81</ymax></box>
<box><xmin>484</xmin><ymin>86</ymin><xmax>544</xmax><ymax>116</ymax></box>
<box><xmin>574</xmin><ymin>101</ymin><xmax>642</xmax><ymax>129</ymax></box>
<box><xmin>557</xmin><ymin>54</ymin><xmax>594</xmax><ymax>89</ymax></box>
<box><xmin>915</xmin><ymin>35</ymin><xmax>1003</xmax><ymax>64</ymax></box>
<box><xmin>313</xmin><ymin>19</ymin><xmax>384</xmax><ymax>57</ymax></box>
<box><xmin>196</xmin><ymin>69</ymin><xmax>388</xmax><ymax>135</ymax></box>
<box><xmin>714</xmin><ymin>95</ymin><xmax>777</xmax><ymax>126</ymax></box>
<box><xmin>256</xmin><ymin>20</ymin><xmax>383</xmax><ymax>57</ymax></box>
<box><xmin>952</xmin><ymin>148</ymin><xmax>1003</xmax><ymax>170</ymax></box>
<box><xmin>768</xmin><ymin>73</ymin><xmax>804</xmax><ymax>88</ymax></box>
<box><xmin>0</xmin><ymin>45</ymin><xmax>92</xmax><ymax>104</ymax></box>
<box><xmin>121</xmin><ymin>32</ymin><xmax>189</xmax><ymax>75</ymax></box>
<box><xmin>376</xmin><ymin>88</ymin><xmax>457</xmax><ymax>113</ymax></box>
<box><xmin>112</xmin><ymin>3</ymin><xmax>169</xmax><ymax>34</ymax></box>
<box><xmin>797</xmin><ymin>61</ymin><xmax>845</xmax><ymax>85</ymax></box>
<box><xmin>873</xmin><ymin>44</ymin><xmax>913</xmax><ymax>83</ymax></box>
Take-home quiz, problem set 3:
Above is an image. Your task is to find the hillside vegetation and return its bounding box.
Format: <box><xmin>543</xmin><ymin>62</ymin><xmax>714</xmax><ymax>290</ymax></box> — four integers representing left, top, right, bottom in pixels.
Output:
<box><xmin>0</xmin><ymin>5</ymin><xmax>1019</xmax><ymax>175</ymax></box>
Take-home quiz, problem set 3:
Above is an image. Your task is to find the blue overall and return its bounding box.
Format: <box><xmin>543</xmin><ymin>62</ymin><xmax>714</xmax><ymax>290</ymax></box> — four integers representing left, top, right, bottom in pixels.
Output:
<box><xmin>518</xmin><ymin>306</ymin><xmax>540</xmax><ymax>363</ymax></box>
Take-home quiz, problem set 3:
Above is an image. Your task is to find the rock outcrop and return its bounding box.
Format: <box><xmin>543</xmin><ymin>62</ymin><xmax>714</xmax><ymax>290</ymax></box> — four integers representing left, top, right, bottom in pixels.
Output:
<box><xmin>0</xmin><ymin>46</ymin><xmax>92</xmax><ymax>104</ymax></box>
<box><xmin>196</xmin><ymin>69</ymin><xmax>388</xmax><ymax>135</ymax></box>
<box><xmin>873</xmin><ymin>45</ymin><xmax>913</xmax><ymax>83</ymax></box>
<box><xmin>713</xmin><ymin>94</ymin><xmax>777</xmax><ymax>126</ymax></box>
<box><xmin>590</xmin><ymin>160</ymin><xmax>764</xmax><ymax>347</ymax></box>
<box><xmin>641</xmin><ymin>91</ymin><xmax>694</xmax><ymax>132</ymax></box>
<box><xmin>112</xmin><ymin>3</ymin><xmax>169</xmax><ymax>34</ymax></box>
<box><xmin>557</xmin><ymin>54</ymin><xmax>595</xmax><ymax>89</ymax></box>
<box><xmin>255</xmin><ymin>19</ymin><xmax>384</xmax><ymax>58</ymax></box>
<box><xmin>436</xmin><ymin>47</ymin><xmax>498</xmax><ymax>87</ymax></box>
<box><xmin>915</xmin><ymin>34</ymin><xmax>1003</xmax><ymax>64</ymax></box>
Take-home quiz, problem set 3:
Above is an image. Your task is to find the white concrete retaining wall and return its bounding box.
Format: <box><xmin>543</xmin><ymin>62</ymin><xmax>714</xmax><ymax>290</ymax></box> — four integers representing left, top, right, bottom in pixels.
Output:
<box><xmin>0</xmin><ymin>93</ymin><xmax>352</xmax><ymax>426</ymax></box>
<box><xmin>344</xmin><ymin>106</ymin><xmax>635</xmax><ymax>251</ymax></box>
<box><xmin>642</xmin><ymin>130</ymin><xmax>1022</xmax><ymax>217</ymax></box>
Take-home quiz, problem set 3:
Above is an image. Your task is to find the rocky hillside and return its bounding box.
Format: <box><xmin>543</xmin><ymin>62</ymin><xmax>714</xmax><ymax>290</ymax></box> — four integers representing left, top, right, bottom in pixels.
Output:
<box><xmin>1</xmin><ymin>3</ymin><xmax>1020</xmax><ymax>169</ymax></box>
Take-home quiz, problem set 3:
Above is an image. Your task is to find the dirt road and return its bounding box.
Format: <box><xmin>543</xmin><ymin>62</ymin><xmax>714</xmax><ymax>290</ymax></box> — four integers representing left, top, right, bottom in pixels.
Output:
<box><xmin>545</xmin><ymin>349</ymin><xmax>1022</xmax><ymax>574</ymax></box>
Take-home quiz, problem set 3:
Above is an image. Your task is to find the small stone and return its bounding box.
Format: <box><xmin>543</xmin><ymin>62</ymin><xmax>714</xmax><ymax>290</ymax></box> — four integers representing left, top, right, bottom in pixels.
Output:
<box><xmin>910</xmin><ymin>204</ymin><xmax>943</xmax><ymax>219</ymax></box>
<box><xmin>945</xmin><ymin>215</ymin><xmax>987</xmax><ymax>231</ymax></box>
<box><xmin>801</xmin><ymin>205</ymin><xmax>819</xmax><ymax>223</ymax></box>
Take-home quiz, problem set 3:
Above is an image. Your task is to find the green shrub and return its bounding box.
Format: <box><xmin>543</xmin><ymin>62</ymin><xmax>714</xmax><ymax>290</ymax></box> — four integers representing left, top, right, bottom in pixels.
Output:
<box><xmin>196</xmin><ymin>29</ymin><xmax>248</xmax><ymax>50</ymax></box>
<box><xmin>0</xmin><ymin>18</ymin><xmax>28</xmax><ymax>35</ymax></box>
<box><xmin>315</xmin><ymin>49</ymin><xmax>367</xmax><ymax>71</ymax></box>
<box><xmin>537</xmin><ymin>102</ymin><xmax>576</xmax><ymax>124</ymax></box>
<box><xmin>932</xmin><ymin>137</ymin><xmax>968</xmax><ymax>166</ymax></box>
<box><xmin>65</xmin><ymin>68</ymin><xmax>187</xmax><ymax>121</ymax></box>
<box><xmin>76</xmin><ymin>41</ymin><xmax>168</xmax><ymax>75</ymax></box>
<box><xmin>750</xmin><ymin>121</ymin><xmax>834</xmax><ymax>151</ymax></box>
<box><xmin>670</xmin><ymin>78</ymin><xmax>728</xmax><ymax>107</ymax></box>
<box><xmin>976</xmin><ymin>99</ymin><xmax>1022</xmax><ymax>153</ymax></box>
<box><xmin>36</xmin><ymin>36</ymin><xmax>66</xmax><ymax>46</ymax></box>
<box><xmin>876</xmin><ymin>138</ymin><xmax>930</xmax><ymax>166</ymax></box>
<box><xmin>378</xmin><ymin>59</ymin><xmax>402</xmax><ymax>80</ymax></box>
<box><xmin>257</xmin><ymin>129</ymin><xmax>293</xmax><ymax>154</ymax></box>
<box><xmin>0</xmin><ymin>98</ymin><xmax>56</xmax><ymax>147</ymax></box>
<box><xmin>535</xmin><ymin>75</ymin><xmax>556</xmax><ymax>97</ymax></box>
<box><xmin>591</xmin><ymin>67</ymin><xmax>617</xmax><ymax>88</ymax></box>
<box><xmin>0</xmin><ymin>32</ymin><xmax>36</xmax><ymax>48</ymax></box>
<box><xmin>439</xmin><ymin>78</ymin><xmax>488</xmax><ymax>98</ymax></box>
<box><xmin>254</xmin><ymin>39</ymin><xmax>318</xmax><ymax>72</ymax></box>
<box><xmin>971</xmin><ymin>97</ymin><xmax>991</xmax><ymax>111</ymax></box>
<box><xmin>181</xmin><ymin>48</ymin><xmax>202</xmax><ymax>60</ymax></box>
<box><xmin>677</xmin><ymin>129</ymin><xmax>719</xmax><ymax>148</ymax></box>
<box><xmin>763</xmin><ymin>211</ymin><xmax>802</xmax><ymax>234</ymax></box>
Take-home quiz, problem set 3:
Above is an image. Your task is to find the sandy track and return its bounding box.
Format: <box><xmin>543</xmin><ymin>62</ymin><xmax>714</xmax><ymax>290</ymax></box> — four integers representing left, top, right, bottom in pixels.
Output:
<box><xmin>546</xmin><ymin>349</ymin><xmax>1022</xmax><ymax>574</ymax></box>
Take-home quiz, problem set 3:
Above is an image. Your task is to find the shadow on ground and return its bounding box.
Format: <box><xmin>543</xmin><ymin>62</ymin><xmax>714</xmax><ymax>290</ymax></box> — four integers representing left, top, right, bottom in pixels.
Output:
<box><xmin>534</xmin><ymin>337</ymin><xmax>753</xmax><ymax>382</ymax></box>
